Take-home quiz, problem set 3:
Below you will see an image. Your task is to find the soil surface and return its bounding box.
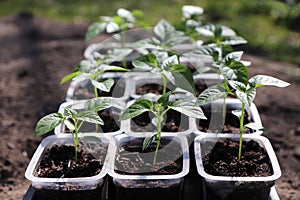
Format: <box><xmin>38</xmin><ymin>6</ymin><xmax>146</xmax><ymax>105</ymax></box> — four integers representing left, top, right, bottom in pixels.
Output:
<box><xmin>202</xmin><ymin>139</ymin><xmax>272</xmax><ymax>177</ymax></box>
<box><xmin>0</xmin><ymin>13</ymin><xmax>299</xmax><ymax>200</ymax></box>
<box><xmin>114</xmin><ymin>138</ymin><xmax>183</xmax><ymax>175</ymax></box>
<box><xmin>37</xmin><ymin>144</ymin><xmax>107</xmax><ymax>178</ymax></box>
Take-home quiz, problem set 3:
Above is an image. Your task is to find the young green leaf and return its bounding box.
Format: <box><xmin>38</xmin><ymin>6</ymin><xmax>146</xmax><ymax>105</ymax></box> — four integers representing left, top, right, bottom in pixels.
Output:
<box><xmin>157</xmin><ymin>91</ymin><xmax>171</xmax><ymax>107</ymax></box>
<box><xmin>170</xmin><ymin>98</ymin><xmax>206</xmax><ymax>119</ymax></box>
<box><xmin>64</xmin><ymin>107</ymin><xmax>77</xmax><ymax>118</ymax></box>
<box><xmin>34</xmin><ymin>113</ymin><xmax>64</xmax><ymax>137</ymax></box>
<box><xmin>84</xmin><ymin>97</ymin><xmax>113</xmax><ymax>112</ymax></box>
<box><xmin>249</xmin><ymin>75</ymin><xmax>290</xmax><ymax>88</ymax></box>
<box><xmin>220</xmin><ymin>61</ymin><xmax>249</xmax><ymax>85</ymax></box>
<box><xmin>143</xmin><ymin>134</ymin><xmax>157</xmax><ymax>150</ymax></box>
<box><xmin>245</xmin><ymin>122</ymin><xmax>264</xmax><ymax>131</ymax></box>
<box><xmin>60</xmin><ymin>71</ymin><xmax>81</xmax><ymax>84</ymax></box>
<box><xmin>231</xmin><ymin>110</ymin><xmax>242</xmax><ymax>120</ymax></box>
<box><xmin>132</xmin><ymin>53</ymin><xmax>157</xmax><ymax>71</ymax></box>
<box><xmin>170</xmin><ymin>64</ymin><xmax>195</xmax><ymax>93</ymax></box>
<box><xmin>197</xmin><ymin>85</ymin><xmax>227</xmax><ymax>105</ymax></box>
<box><xmin>119</xmin><ymin>99</ymin><xmax>153</xmax><ymax>121</ymax></box>
<box><xmin>76</xmin><ymin>111</ymin><xmax>104</xmax><ymax>125</ymax></box>
<box><xmin>64</xmin><ymin>119</ymin><xmax>75</xmax><ymax>131</ymax></box>
<box><xmin>85</xmin><ymin>22</ymin><xmax>106</xmax><ymax>41</ymax></box>
<box><xmin>90</xmin><ymin>78</ymin><xmax>114</xmax><ymax>92</ymax></box>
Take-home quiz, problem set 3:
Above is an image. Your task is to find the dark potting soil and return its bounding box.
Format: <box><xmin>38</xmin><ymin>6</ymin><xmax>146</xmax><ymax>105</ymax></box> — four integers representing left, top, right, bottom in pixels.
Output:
<box><xmin>202</xmin><ymin>139</ymin><xmax>273</xmax><ymax>177</ymax></box>
<box><xmin>114</xmin><ymin>138</ymin><xmax>183</xmax><ymax>175</ymax></box>
<box><xmin>131</xmin><ymin>109</ymin><xmax>189</xmax><ymax>132</ymax></box>
<box><xmin>135</xmin><ymin>83</ymin><xmax>172</xmax><ymax>95</ymax></box>
<box><xmin>36</xmin><ymin>143</ymin><xmax>108</xmax><ymax>178</ymax></box>
<box><xmin>197</xmin><ymin>103</ymin><xmax>254</xmax><ymax>134</ymax></box>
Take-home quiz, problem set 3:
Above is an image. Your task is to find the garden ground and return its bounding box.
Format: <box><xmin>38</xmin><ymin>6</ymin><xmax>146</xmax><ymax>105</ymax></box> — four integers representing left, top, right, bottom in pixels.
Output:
<box><xmin>0</xmin><ymin>13</ymin><xmax>299</xmax><ymax>200</ymax></box>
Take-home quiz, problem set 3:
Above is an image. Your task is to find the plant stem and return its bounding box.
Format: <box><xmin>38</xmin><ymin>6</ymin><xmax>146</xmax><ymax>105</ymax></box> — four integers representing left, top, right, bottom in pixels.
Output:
<box><xmin>162</xmin><ymin>74</ymin><xmax>167</xmax><ymax>95</ymax></box>
<box><xmin>153</xmin><ymin>114</ymin><xmax>162</xmax><ymax>167</ymax></box>
<box><xmin>93</xmin><ymin>86</ymin><xmax>100</xmax><ymax>132</ymax></box>
<box><xmin>238</xmin><ymin>102</ymin><xmax>245</xmax><ymax>161</ymax></box>
<box><xmin>73</xmin><ymin>119</ymin><xmax>79</xmax><ymax>162</ymax></box>
<box><xmin>94</xmin><ymin>86</ymin><xmax>98</xmax><ymax>98</ymax></box>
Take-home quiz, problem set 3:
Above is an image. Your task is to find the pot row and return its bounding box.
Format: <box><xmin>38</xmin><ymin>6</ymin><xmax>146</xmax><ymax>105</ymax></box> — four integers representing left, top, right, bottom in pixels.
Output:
<box><xmin>25</xmin><ymin>132</ymin><xmax>281</xmax><ymax>200</ymax></box>
<box><xmin>54</xmin><ymin>97</ymin><xmax>263</xmax><ymax>138</ymax></box>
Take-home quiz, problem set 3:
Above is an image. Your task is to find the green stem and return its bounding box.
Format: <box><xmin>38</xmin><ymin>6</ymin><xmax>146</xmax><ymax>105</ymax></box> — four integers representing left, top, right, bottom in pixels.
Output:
<box><xmin>162</xmin><ymin>74</ymin><xmax>167</xmax><ymax>95</ymax></box>
<box><xmin>238</xmin><ymin>102</ymin><xmax>245</xmax><ymax>161</ymax></box>
<box><xmin>73</xmin><ymin>119</ymin><xmax>79</xmax><ymax>162</ymax></box>
<box><xmin>153</xmin><ymin>114</ymin><xmax>162</xmax><ymax>168</ymax></box>
<box><xmin>94</xmin><ymin>86</ymin><xmax>98</xmax><ymax>98</ymax></box>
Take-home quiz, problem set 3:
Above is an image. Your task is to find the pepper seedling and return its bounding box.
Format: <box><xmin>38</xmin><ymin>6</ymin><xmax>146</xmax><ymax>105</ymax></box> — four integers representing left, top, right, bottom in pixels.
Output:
<box><xmin>119</xmin><ymin>91</ymin><xmax>206</xmax><ymax>167</ymax></box>
<box><xmin>197</xmin><ymin>60</ymin><xmax>290</xmax><ymax>161</ymax></box>
<box><xmin>34</xmin><ymin>97</ymin><xmax>117</xmax><ymax>162</ymax></box>
<box><xmin>132</xmin><ymin>51</ymin><xmax>195</xmax><ymax>95</ymax></box>
<box><xmin>61</xmin><ymin>49</ymin><xmax>130</xmax><ymax>98</ymax></box>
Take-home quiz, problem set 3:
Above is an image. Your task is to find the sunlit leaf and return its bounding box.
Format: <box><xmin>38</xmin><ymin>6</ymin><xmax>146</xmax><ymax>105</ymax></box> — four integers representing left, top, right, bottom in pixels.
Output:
<box><xmin>197</xmin><ymin>85</ymin><xmax>227</xmax><ymax>105</ymax></box>
<box><xmin>143</xmin><ymin>134</ymin><xmax>157</xmax><ymax>150</ymax></box>
<box><xmin>249</xmin><ymin>75</ymin><xmax>290</xmax><ymax>88</ymax></box>
<box><xmin>119</xmin><ymin>98</ymin><xmax>153</xmax><ymax>121</ymax></box>
<box><xmin>77</xmin><ymin>111</ymin><xmax>104</xmax><ymax>125</ymax></box>
<box><xmin>170</xmin><ymin>98</ymin><xmax>206</xmax><ymax>119</ymax></box>
<box><xmin>34</xmin><ymin>113</ymin><xmax>64</xmax><ymax>137</ymax></box>
<box><xmin>91</xmin><ymin>78</ymin><xmax>114</xmax><ymax>92</ymax></box>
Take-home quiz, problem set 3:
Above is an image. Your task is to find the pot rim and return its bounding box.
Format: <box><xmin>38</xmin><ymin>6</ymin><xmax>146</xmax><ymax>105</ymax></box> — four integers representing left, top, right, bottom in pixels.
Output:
<box><xmin>108</xmin><ymin>133</ymin><xmax>190</xmax><ymax>180</ymax></box>
<box><xmin>193</xmin><ymin>98</ymin><xmax>263</xmax><ymax>136</ymax></box>
<box><xmin>194</xmin><ymin>134</ymin><xmax>281</xmax><ymax>182</ymax></box>
<box><xmin>25</xmin><ymin>133</ymin><xmax>114</xmax><ymax>187</ymax></box>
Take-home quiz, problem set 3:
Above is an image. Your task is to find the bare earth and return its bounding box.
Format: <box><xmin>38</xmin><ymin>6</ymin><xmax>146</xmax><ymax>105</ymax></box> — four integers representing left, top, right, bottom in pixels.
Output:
<box><xmin>0</xmin><ymin>13</ymin><xmax>299</xmax><ymax>200</ymax></box>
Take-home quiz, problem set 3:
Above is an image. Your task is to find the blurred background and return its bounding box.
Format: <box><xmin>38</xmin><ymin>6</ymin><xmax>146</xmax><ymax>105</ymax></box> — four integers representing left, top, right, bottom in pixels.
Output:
<box><xmin>0</xmin><ymin>0</ymin><xmax>299</xmax><ymax>64</ymax></box>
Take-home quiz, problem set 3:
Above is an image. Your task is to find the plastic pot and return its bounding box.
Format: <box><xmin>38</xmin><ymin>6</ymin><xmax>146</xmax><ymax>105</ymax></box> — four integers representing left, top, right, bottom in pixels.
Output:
<box><xmin>194</xmin><ymin>134</ymin><xmax>281</xmax><ymax>200</ymax></box>
<box><xmin>108</xmin><ymin>133</ymin><xmax>189</xmax><ymax>200</ymax></box>
<box><xmin>25</xmin><ymin>133</ymin><xmax>113</xmax><ymax>191</ymax></box>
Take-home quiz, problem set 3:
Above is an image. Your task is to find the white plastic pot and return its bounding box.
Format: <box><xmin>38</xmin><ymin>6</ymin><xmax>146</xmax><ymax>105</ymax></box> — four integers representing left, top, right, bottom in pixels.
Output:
<box><xmin>54</xmin><ymin>99</ymin><xmax>125</xmax><ymax>136</ymax></box>
<box><xmin>194</xmin><ymin>98</ymin><xmax>263</xmax><ymax>136</ymax></box>
<box><xmin>108</xmin><ymin>133</ymin><xmax>189</xmax><ymax>200</ymax></box>
<box><xmin>25</xmin><ymin>133</ymin><xmax>114</xmax><ymax>191</ymax></box>
<box><xmin>194</xmin><ymin>134</ymin><xmax>281</xmax><ymax>200</ymax></box>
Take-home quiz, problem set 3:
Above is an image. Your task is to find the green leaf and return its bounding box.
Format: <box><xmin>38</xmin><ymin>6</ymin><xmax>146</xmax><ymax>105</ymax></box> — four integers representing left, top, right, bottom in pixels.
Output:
<box><xmin>220</xmin><ymin>61</ymin><xmax>249</xmax><ymax>85</ymax></box>
<box><xmin>170</xmin><ymin>64</ymin><xmax>195</xmax><ymax>93</ymax></box>
<box><xmin>249</xmin><ymin>75</ymin><xmax>290</xmax><ymax>88</ymax></box>
<box><xmin>245</xmin><ymin>87</ymin><xmax>257</xmax><ymax>106</ymax></box>
<box><xmin>103</xmin><ymin>49</ymin><xmax>133</xmax><ymax>64</ymax></box>
<box><xmin>223</xmin><ymin>51</ymin><xmax>244</xmax><ymax>64</ymax></box>
<box><xmin>76</xmin><ymin>111</ymin><xmax>104</xmax><ymax>125</ymax></box>
<box><xmin>64</xmin><ymin>119</ymin><xmax>75</xmax><ymax>131</ymax></box>
<box><xmin>232</xmin><ymin>110</ymin><xmax>242</xmax><ymax>120</ymax></box>
<box><xmin>170</xmin><ymin>98</ymin><xmax>206</xmax><ymax>119</ymax></box>
<box><xmin>85</xmin><ymin>97</ymin><xmax>113</xmax><ymax>112</ymax></box>
<box><xmin>132</xmin><ymin>53</ymin><xmax>157</xmax><ymax>70</ymax></box>
<box><xmin>245</xmin><ymin>122</ymin><xmax>264</xmax><ymax>131</ymax></box>
<box><xmin>64</xmin><ymin>107</ymin><xmax>77</xmax><ymax>118</ymax></box>
<box><xmin>143</xmin><ymin>134</ymin><xmax>157</xmax><ymax>150</ymax></box>
<box><xmin>157</xmin><ymin>91</ymin><xmax>171</xmax><ymax>107</ymax></box>
<box><xmin>60</xmin><ymin>71</ymin><xmax>81</xmax><ymax>84</ymax></box>
<box><xmin>91</xmin><ymin>78</ymin><xmax>114</xmax><ymax>92</ymax></box>
<box><xmin>85</xmin><ymin>22</ymin><xmax>106</xmax><ymax>41</ymax></box>
<box><xmin>119</xmin><ymin>98</ymin><xmax>153</xmax><ymax>121</ymax></box>
<box><xmin>221</xmin><ymin>36</ymin><xmax>247</xmax><ymax>45</ymax></box>
<box><xmin>197</xmin><ymin>85</ymin><xmax>227</xmax><ymax>105</ymax></box>
<box><xmin>236</xmin><ymin>90</ymin><xmax>251</xmax><ymax>107</ymax></box>
<box><xmin>100</xmin><ymin>64</ymin><xmax>129</xmax><ymax>72</ymax></box>
<box><xmin>34</xmin><ymin>113</ymin><xmax>64</xmax><ymax>137</ymax></box>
